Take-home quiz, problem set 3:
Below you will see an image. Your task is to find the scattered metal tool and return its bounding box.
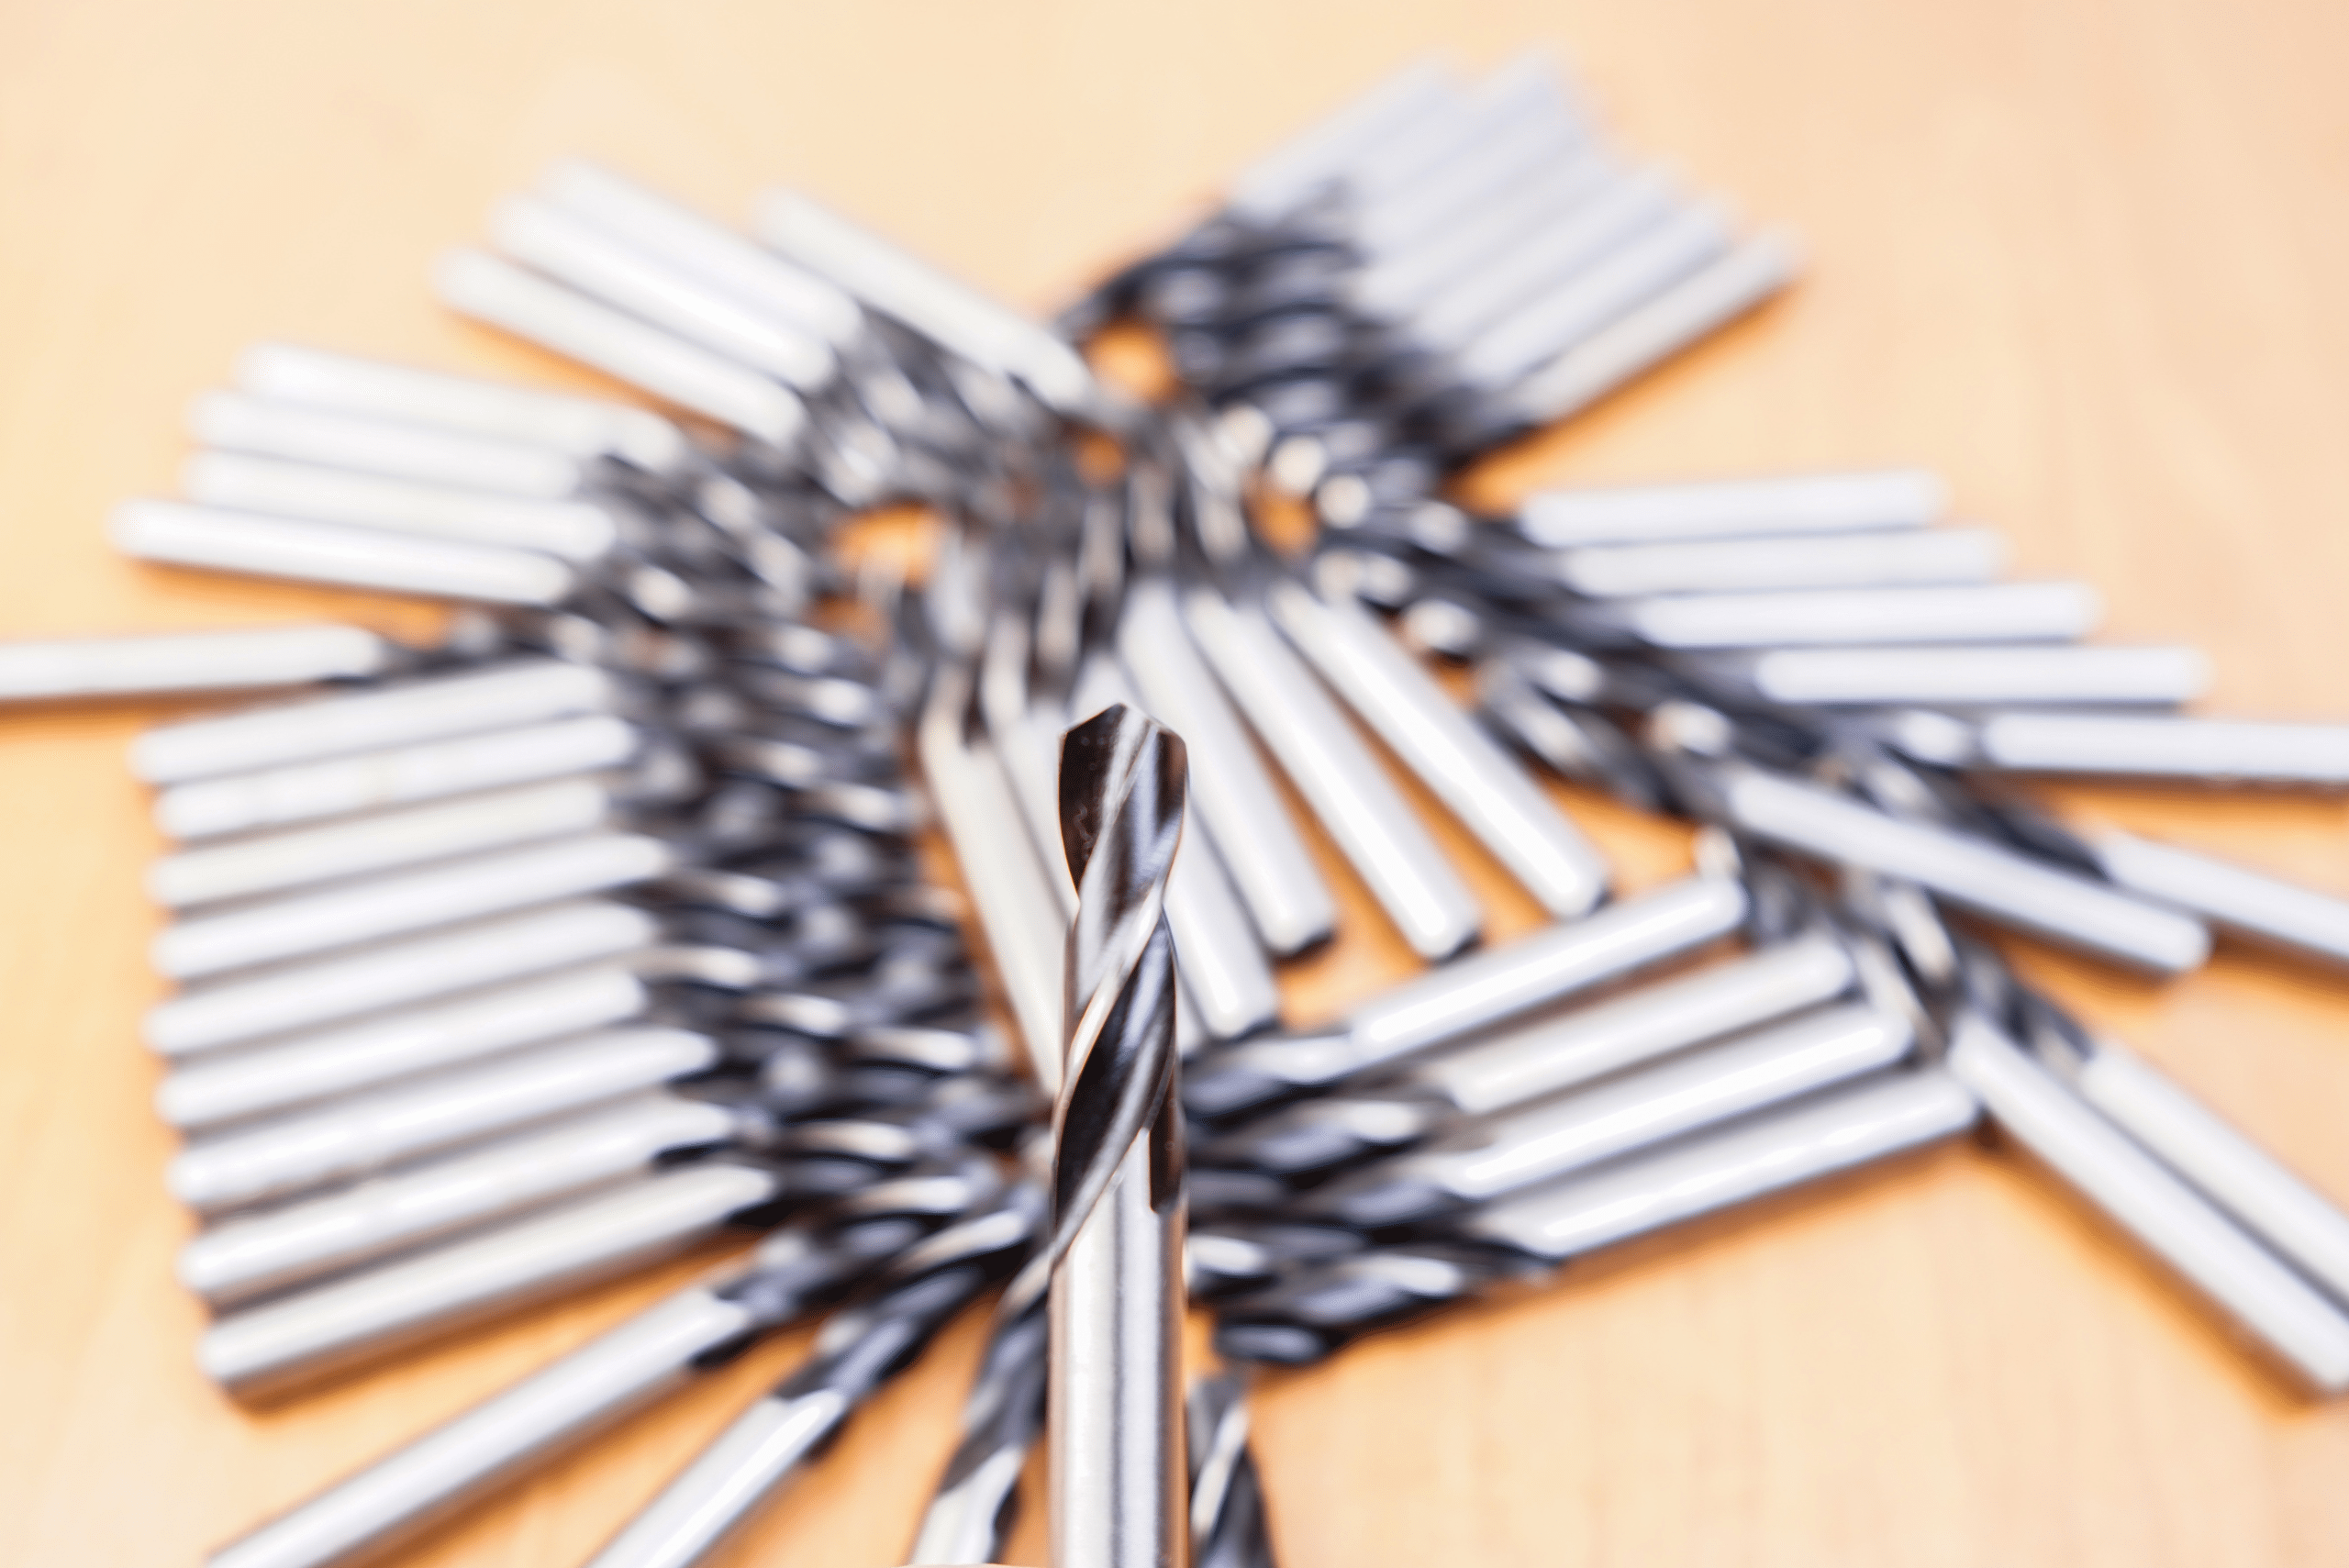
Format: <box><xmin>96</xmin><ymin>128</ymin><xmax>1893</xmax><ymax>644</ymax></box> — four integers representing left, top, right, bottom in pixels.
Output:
<box><xmin>6</xmin><ymin>45</ymin><xmax>2346</xmax><ymax>1568</ymax></box>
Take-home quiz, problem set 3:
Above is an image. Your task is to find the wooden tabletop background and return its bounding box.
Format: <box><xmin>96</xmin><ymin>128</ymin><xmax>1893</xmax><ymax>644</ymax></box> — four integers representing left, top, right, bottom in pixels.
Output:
<box><xmin>7</xmin><ymin>0</ymin><xmax>2349</xmax><ymax>1563</ymax></box>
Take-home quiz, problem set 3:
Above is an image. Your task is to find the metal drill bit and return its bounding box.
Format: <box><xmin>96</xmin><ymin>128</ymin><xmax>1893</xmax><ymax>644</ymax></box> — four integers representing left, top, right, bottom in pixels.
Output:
<box><xmin>112</xmin><ymin>499</ymin><xmax>579</xmax><ymax>606</ymax></box>
<box><xmin>234</xmin><ymin>341</ymin><xmax>690</xmax><ymax>472</ymax></box>
<box><xmin>2089</xmin><ymin>828</ymin><xmax>2349</xmax><ymax>971</ymax></box>
<box><xmin>152</xmin><ymin>831</ymin><xmax>675</xmax><ymax>979</ymax></box>
<box><xmin>164</xmin><ymin>1028</ymin><xmax>725</xmax><ymax>1217</ymax></box>
<box><xmin>173</xmin><ymin>1041</ymin><xmax>1026</xmax><ymax>1307</ymax></box>
<box><xmin>1689</xmin><ymin>642</ymin><xmax>2211</xmax><ymax>709</ymax></box>
<box><xmin>0</xmin><ymin>624</ymin><xmax>397</xmax><ymax>704</ymax></box>
<box><xmin>1948</xmin><ymin>1013</ymin><xmax>2349</xmax><ymax>1394</ymax></box>
<box><xmin>1297</xmin><ymin>1000</ymin><xmax>1918</xmax><ymax>1228</ymax></box>
<box><xmin>1184</xmin><ymin>873</ymin><xmax>1748</xmax><ymax>1121</ymax></box>
<box><xmin>1196</xmin><ymin>929</ymin><xmax>1862</xmax><ymax>1185</ymax></box>
<box><xmin>129</xmin><ymin>655</ymin><xmax>620</xmax><ymax>784</ymax></box>
<box><xmin>438</xmin><ymin>249</ymin><xmax>810</xmax><ymax>450</ymax></box>
<box><xmin>1577</xmin><ymin>580</ymin><xmax>2104</xmax><ymax>651</ymax></box>
<box><xmin>1518</xmin><ymin>468</ymin><xmax>1947</xmax><ymax>548</ymax></box>
<box><xmin>145</xmin><ymin>899</ymin><xmax>663</xmax><ymax>1058</ymax></box>
<box><xmin>1181</xmin><ymin>576</ymin><xmax>1483</xmax><ymax>961</ymax></box>
<box><xmin>2044</xmin><ymin>1029</ymin><xmax>2349</xmax><ymax>1311</ymax></box>
<box><xmin>1186</xmin><ymin>1371</ymin><xmax>1279</xmax><ymax>1568</ymax></box>
<box><xmin>188</xmin><ymin>1051</ymin><xmax>1031</xmax><ymax>1399</ymax></box>
<box><xmin>1964</xmin><ymin>712</ymin><xmax>2349</xmax><ymax>785</ymax></box>
<box><xmin>1047</xmin><ymin>703</ymin><xmax>1189</xmax><ymax>1568</ymax></box>
<box><xmin>1212</xmin><ymin>1069</ymin><xmax>1979</xmax><ymax>1366</ymax></box>
<box><xmin>1116</xmin><ymin>576</ymin><xmax>1336</xmax><ymax>955</ymax></box>
<box><xmin>578</xmin><ymin>1182</ymin><xmax>1042</xmax><ymax>1568</ymax></box>
<box><xmin>1266</xmin><ymin>571</ymin><xmax>1609</xmax><ymax>918</ymax></box>
<box><xmin>1542</xmin><ymin>526</ymin><xmax>2007</xmax><ymax>598</ymax></box>
<box><xmin>906</xmin><ymin>1272</ymin><xmax>1050</xmax><ymax>1565</ymax></box>
<box><xmin>150</xmin><ymin>714</ymin><xmax>650</xmax><ymax>840</ymax></box>
<box><xmin>153</xmin><ymin>963</ymin><xmax>651</xmax><ymax>1130</ymax></box>
<box><xmin>1694</xmin><ymin>755</ymin><xmax>2210</xmax><ymax>974</ymax></box>
<box><xmin>201</xmin><ymin>1162</ymin><xmax>996</xmax><ymax>1568</ymax></box>
<box><xmin>148</xmin><ymin>778</ymin><xmax>644</xmax><ymax>910</ymax></box>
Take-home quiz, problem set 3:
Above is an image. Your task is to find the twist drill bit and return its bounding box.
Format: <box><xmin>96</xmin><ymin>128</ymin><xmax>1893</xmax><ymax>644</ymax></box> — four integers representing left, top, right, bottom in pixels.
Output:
<box><xmin>1046</xmin><ymin>702</ymin><xmax>1189</xmax><ymax>1568</ymax></box>
<box><xmin>202</xmin><ymin>1158</ymin><xmax>1003</xmax><ymax>1568</ymax></box>
<box><xmin>579</xmin><ymin>1182</ymin><xmax>1044</xmax><ymax>1568</ymax></box>
<box><xmin>1212</xmin><ymin>1070</ymin><xmax>1980</xmax><ymax>1366</ymax></box>
<box><xmin>1186</xmin><ymin>1372</ymin><xmax>1280</xmax><ymax>1568</ymax></box>
<box><xmin>907</xmin><ymin>1276</ymin><xmax>1050</xmax><ymax>1564</ymax></box>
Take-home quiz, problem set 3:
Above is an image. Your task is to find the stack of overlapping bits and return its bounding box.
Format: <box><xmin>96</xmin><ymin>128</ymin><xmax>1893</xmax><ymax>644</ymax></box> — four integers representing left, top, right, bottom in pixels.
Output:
<box><xmin>3</xmin><ymin>43</ymin><xmax>2348</xmax><ymax>1568</ymax></box>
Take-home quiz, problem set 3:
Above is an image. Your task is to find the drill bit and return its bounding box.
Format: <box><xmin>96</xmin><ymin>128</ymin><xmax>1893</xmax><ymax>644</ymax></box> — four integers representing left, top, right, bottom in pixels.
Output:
<box><xmin>578</xmin><ymin>1182</ymin><xmax>1044</xmax><ymax>1568</ymax></box>
<box><xmin>1047</xmin><ymin>702</ymin><xmax>1190</xmax><ymax>1568</ymax></box>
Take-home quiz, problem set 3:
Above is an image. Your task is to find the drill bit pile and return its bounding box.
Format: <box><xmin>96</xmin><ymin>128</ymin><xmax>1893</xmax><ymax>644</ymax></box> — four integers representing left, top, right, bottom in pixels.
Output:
<box><xmin>4</xmin><ymin>40</ymin><xmax>2348</xmax><ymax>1568</ymax></box>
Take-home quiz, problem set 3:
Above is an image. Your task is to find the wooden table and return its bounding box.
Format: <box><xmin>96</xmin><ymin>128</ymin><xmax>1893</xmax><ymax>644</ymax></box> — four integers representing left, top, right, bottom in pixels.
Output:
<box><xmin>6</xmin><ymin>1</ymin><xmax>2349</xmax><ymax>1562</ymax></box>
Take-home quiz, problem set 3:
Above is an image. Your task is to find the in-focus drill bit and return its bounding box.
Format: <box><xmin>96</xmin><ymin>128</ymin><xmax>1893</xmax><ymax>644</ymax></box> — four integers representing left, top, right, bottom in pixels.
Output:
<box><xmin>1047</xmin><ymin>702</ymin><xmax>1190</xmax><ymax>1568</ymax></box>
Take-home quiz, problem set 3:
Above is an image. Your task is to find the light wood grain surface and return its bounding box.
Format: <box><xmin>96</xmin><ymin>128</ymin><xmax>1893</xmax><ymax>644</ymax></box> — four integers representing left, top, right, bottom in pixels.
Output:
<box><xmin>7</xmin><ymin>2</ymin><xmax>2349</xmax><ymax>1563</ymax></box>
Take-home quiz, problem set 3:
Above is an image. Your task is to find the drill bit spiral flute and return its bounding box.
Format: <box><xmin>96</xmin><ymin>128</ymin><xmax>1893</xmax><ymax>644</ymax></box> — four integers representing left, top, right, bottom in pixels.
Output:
<box><xmin>1041</xmin><ymin>703</ymin><xmax>1190</xmax><ymax>1568</ymax></box>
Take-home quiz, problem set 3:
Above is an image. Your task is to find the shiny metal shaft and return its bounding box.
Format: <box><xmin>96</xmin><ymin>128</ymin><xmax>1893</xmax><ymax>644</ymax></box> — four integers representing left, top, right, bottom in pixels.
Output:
<box><xmin>1051</xmin><ymin>704</ymin><xmax>1188</xmax><ymax>1568</ymax></box>
<box><xmin>1949</xmin><ymin>1017</ymin><xmax>2349</xmax><ymax>1394</ymax></box>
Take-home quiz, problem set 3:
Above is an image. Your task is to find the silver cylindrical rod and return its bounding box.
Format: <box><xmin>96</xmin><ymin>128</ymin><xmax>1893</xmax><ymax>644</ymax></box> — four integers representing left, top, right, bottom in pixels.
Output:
<box><xmin>156</xmin><ymin>963</ymin><xmax>648</xmax><ymax>1130</ymax></box>
<box><xmin>2093</xmin><ymin>829</ymin><xmax>2349</xmax><ymax>970</ymax></box>
<box><xmin>1520</xmin><ymin>467</ymin><xmax>1946</xmax><ymax>549</ymax></box>
<box><xmin>190</xmin><ymin>390</ymin><xmax>585</xmax><ymax>497</ymax></box>
<box><xmin>144</xmin><ymin>900</ymin><xmax>659</xmax><ymax>1058</ymax></box>
<box><xmin>1051</xmin><ymin>704</ymin><xmax>1186</xmax><ymax>1568</ymax></box>
<box><xmin>435</xmin><ymin>250</ymin><xmax>807</xmax><ymax>448</ymax></box>
<box><xmin>198</xmin><ymin>1162</ymin><xmax>781</xmax><ymax>1400</ymax></box>
<box><xmin>206</xmin><ymin>1284</ymin><xmax>758</xmax><ymax>1568</ymax></box>
<box><xmin>1118</xmin><ymin>582</ymin><xmax>1337</xmax><ymax>955</ymax></box>
<box><xmin>1333</xmin><ymin>71</ymin><xmax>1491</xmax><ymax>212</ymax></box>
<box><xmin>1408</xmin><ymin>166</ymin><xmax>1677</xmax><ymax>351</ymax></box>
<box><xmin>180</xmin><ymin>1092</ymin><xmax>741</xmax><ymax>1306</ymax></box>
<box><xmin>1506</xmin><ymin>231</ymin><xmax>1802</xmax><ymax>427</ymax></box>
<box><xmin>1348</xmin><ymin>873</ymin><xmax>1748</xmax><ymax>1072</ymax></box>
<box><xmin>153</xmin><ymin>714</ymin><xmax>640</xmax><ymax>840</ymax></box>
<box><xmin>234</xmin><ymin>341</ymin><xmax>688</xmax><ymax>472</ymax></box>
<box><xmin>167</xmin><ymin>1028</ymin><xmax>720</xmax><ymax>1215</ymax></box>
<box><xmin>0</xmin><ymin>625</ymin><xmax>391</xmax><ymax>704</ymax></box>
<box><xmin>488</xmin><ymin>195</ymin><xmax>837</xmax><ymax>392</ymax></box>
<box><xmin>1948</xmin><ymin>1018</ymin><xmax>2349</xmax><ymax>1395</ymax></box>
<box><xmin>535</xmin><ymin>160</ymin><xmax>863</xmax><ymax>347</ymax></box>
<box><xmin>916</xmin><ymin>672</ymin><xmax>1066</xmax><ymax>1092</ymax></box>
<box><xmin>1351</xmin><ymin>61</ymin><xmax>1585</xmax><ymax>261</ymax></box>
<box><xmin>129</xmin><ymin>657</ymin><xmax>615</xmax><ymax>784</ymax></box>
<box><xmin>1589</xmin><ymin>581</ymin><xmax>2101</xmax><ymax>650</ymax></box>
<box><xmin>1698</xmin><ymin>642</ymin><xmax>2211</xmax><ymax>708</ymax></box>
<box><xmin>1268</xmin><ymin>577</ymin><xmax>1608</xmax><ymax>918</ymax></box>
<box><xmin>1718</xmin><ymin>766</ymin><xmax>2209</xmax><ymax>974</ymax></box>
<box><xmin>182</xmin><ymin>452</ymin><xmax>619</xmax><ymax>562</ymax></box>
<box><xmin>1053</xmin><ymin>1133</ymin><xmax>1185</xmax><ymax>1568</ymax></box>
<box><xmin>1184</xmin><ymin>585</ymin><xmax>1481</xmax><ymax>961</ymax></box>
<box><xmin>1066</xmin><ymin>655</ymin><xmax>1282</xmax><ymax>1037</ymax></box>
<box><xmin>1408</xmin><ymin>929</ymin><xmax>1855</xmax><ymax>1115</ymax></box>
<box><xmin>1225</xmin><ymin>57</ymin><xmax>1458</xmax><ymax>220</ymax></box>
<box><xmin>1353</xmin><ymin>147</ymin><xmax>1614</xmax><ymax>321</ymax></box>
<box><xmin>1346</xmin><ymin>1002</ymin><xmax>1912</xmax><ymax>1218</ymax></box>
<box><xmin>1972</xmin><ymin>714</ymin><xmax>2349</xmax><ymax>785</ymax></box>
<box><xmin>152</xmin><ymin>832</ymin><xmax>672</xmax><ymax>980</ymax></box>
<box><xmin>1459</xmin><ymin>200</ymin><xmax>1733</xmax><ymax>387</ymax></box>
<box><xmin>149</xmin><ymin>779</ymin><xmax>620</xmax><ymax>910</ymax></box>
<box><xmin>752</xmin><ymin>188</ymin><xmax>1099</xmax><ymax>417</ymax></box>
<box><xmin>1468</xmin><ymin>1069</ymin><xmax>1978</xmax><ymax>1261</ymax></box>
<box><xmin>584</xmin><ymin>1388</ymin><xmax>850</xmax><ymax>1568</ymax></box>
<box><xmin>2070</xmin><ymin>1039</ymin><xmax>2349</xmax><ymax>1309</ymax></box>
<box><xmin>581</xmin><ymin>1196</ymin><xmax>1036</xmax><ymax>1568</ymax></box>
<box><xmin>1553</xmin><ymin>527</ymin><xmax>2005</xmax><ymax>598</ymax></box>
<box><xmin>111</xmin><ymin>501</ymin><xmax>575</xmax><ymax>606</ymax></box>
